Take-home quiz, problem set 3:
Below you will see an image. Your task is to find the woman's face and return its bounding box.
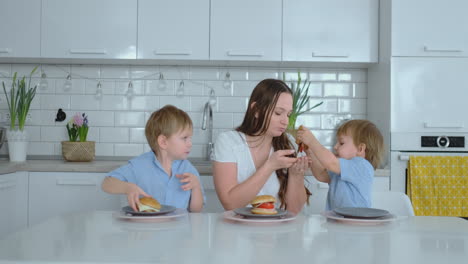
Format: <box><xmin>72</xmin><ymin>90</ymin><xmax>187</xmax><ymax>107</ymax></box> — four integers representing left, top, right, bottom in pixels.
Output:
<box><xmin>266</xmin><ymin>92</ymin><xmax>293</xmax><ymax>137</ymax></box>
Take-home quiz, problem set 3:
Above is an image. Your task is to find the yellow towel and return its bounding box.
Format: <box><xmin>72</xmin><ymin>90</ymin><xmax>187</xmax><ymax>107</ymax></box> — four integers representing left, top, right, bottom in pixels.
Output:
<box><xmin>407</xmin><ymin>156</ymin><xmax>467</xmax><ymax>217</ymax></box>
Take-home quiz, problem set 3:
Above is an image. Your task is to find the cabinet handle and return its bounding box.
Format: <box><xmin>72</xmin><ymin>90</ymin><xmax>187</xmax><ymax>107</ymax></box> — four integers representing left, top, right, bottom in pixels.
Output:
<box><xmin>227</xmin><ymin>51</ymin><xmax>264</xmax><ymax>57</ymax></box>
<box><xmin>312</xmin><ymin>52</ymin><xmax>349</xmax><ymax>58</ymax></box>
<box><xmin>399</xmin><ymin>155</ymin><xmax>410</xmax><ymax>161</ymax></box>
<box><xmin>56</xmin><ymin>179</ymin><xmax>96</xmax><ymax>186</ymax></box>
<box><xmin>423</xmin><ymin>46</ymin><xmax>462</xmax><ymax>53</ymax></box>
<box><xmin>154</xmin><ymin>49</ymin><xmax>192</xmax><ymax>55</ymax></box>
<box><xmin>0</xmin><ymin>179</ymin><xmax>16</xmax><ymax>189</ymax></box>
<box><xmin>0</xmin><ymin>48</ymin><xmax>11</xmax><ymax>53</ymax></box>
<box><xmin>424</xmin><ymin>122</ymin><xmax>464</xmax><ymax>129</ymax></box>
<box><xmin>69</xmin><ymin>49</ymin><xmax>107</xmax><ymax>55</ymax></box>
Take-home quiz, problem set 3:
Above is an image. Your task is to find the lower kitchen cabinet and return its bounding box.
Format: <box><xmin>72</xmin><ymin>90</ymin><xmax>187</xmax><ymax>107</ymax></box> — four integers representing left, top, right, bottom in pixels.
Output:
<box><xmin>28</xmin><ymin>172</ymin><xmax>120</xmax><ymax>227</ymax></box>
<box><xmin>0</xmin><ymin>172</ymin><xmax>28</xmax><ymax>237</ymax></box>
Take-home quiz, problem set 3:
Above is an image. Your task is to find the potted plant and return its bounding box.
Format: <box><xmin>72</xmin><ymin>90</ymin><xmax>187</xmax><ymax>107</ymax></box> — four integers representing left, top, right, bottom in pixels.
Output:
<box><xmin>2</xmin><ymin>67</ymin><xmax>38</xmax><ymax>162</ymax></box>
<box><xmin>284</xmin><ymin>71</ymin><xmax>323</xmax><ymax>131</ymax></box>
<box><xmin>61</xmin><ymin>112</ymin><xmax>95</xmax><ymax>162</ymax></box>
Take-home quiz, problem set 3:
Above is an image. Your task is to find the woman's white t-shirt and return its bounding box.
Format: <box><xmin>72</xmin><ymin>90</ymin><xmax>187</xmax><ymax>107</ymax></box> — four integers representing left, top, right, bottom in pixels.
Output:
<box><xmin>213</xmin><ymin>130</ymin><xmax>282</xmax><ymax>199</ymax></box>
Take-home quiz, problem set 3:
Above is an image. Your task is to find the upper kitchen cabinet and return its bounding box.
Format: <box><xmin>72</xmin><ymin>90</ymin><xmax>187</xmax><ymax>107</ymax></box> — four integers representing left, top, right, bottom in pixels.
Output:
<box><xmin>392</xmin><ymin>0</ymin><xmax>468</xmax><ymax>57</ymax></box>
<box><xmin>0</xmin><ymin>0</ymin><xmax>40</xmax><ymax>58</ymax></box>
<box><xmin>41</xmin><ymin>0</ymin><xmax>137</xmax><ymax>59</ymax></box>
<box><xmin>138</xmin><ymin>0</ymin><xmax>209</xmax><ymax>60</ymax></box>
<box><xmin>391</xmin><ymin>57</ymin><xmax>468</xmax><ymax>134</ymax></box>
<box><xmin>210</xmin><ymin>0</ymin><xmax>282</xmax><ymax>61</ymax></box>
<box><xmin>283</xmin><ymin>0</ymin><xmax>378</xmax><ymax>63</ymax></box>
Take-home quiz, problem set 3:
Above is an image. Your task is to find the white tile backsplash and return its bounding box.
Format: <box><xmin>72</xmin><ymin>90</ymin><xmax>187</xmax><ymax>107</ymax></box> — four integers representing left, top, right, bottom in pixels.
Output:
<box><xmin>114</xmin><ymin>112</ymin><xmax>145</xmax><ymax>127</ymax></box>
<box><xmin>41</xmin><ymin>95</ymin><xmax>70</xmax><ymax>110</ymax></box>
<box><xmin>114</xmin><ymin>144</ymin><xmax>144</xmax><ymax>156</ymax></box>
<box><xmin>0</xmin><ymin>63</ymin><xmax>368</xmax><ymax>158</ymax></box>
<box><xmin>324</xmin><ymin>83</ymin><xmax>352</xmax><ymax>97</ymax></box>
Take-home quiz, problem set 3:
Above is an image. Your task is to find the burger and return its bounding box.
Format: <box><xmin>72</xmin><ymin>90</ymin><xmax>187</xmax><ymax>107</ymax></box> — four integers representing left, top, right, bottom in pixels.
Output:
<box><xmin>250</xmin><ymin>195</ymin><xmax>278</xmax><ymax>215</ymax></box>
<box><xmin>137</xmin><ymin>197</ymin><xmax>161</xmax><ymax>212</ymax></box>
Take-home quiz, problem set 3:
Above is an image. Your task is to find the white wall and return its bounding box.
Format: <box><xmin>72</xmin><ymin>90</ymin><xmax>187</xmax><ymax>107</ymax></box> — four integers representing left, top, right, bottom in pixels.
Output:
<box><xmin>0</xmin><ymin>63</ymin><xmax>368</xmax><ymax>159</ymax></box>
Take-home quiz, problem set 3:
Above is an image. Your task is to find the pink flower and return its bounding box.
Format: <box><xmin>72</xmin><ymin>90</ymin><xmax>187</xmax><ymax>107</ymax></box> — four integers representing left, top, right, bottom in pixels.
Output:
<box><xmin>73</xmin><ymin>113</ymin><xmax>84</xmax><ymax>127</ymax></box>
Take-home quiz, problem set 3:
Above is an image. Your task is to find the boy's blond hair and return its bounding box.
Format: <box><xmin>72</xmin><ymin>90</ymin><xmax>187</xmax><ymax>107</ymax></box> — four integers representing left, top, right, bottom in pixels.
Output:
<box><xmin>145</xmin><ymin>105</ymin><xmax>193</xmax><ymax>154</ymax></box>
<box><xmin>336</xmin><ymin>119</ymin><xmax>384</xmax><ymax>169</ymax></box>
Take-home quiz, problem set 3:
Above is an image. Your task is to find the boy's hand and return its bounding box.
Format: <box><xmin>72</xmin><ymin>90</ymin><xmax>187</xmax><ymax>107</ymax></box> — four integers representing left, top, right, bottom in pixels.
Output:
<box><xmin>125</xmin><ymin>183</ymin><xmax>150</xmax><ymax>212</ymax></box>
<box><xmin>297</xmin><ymin>126</ymin><xmax>314</xmax><ymax>147</ymax></box>
<box><xmin>177</xmin><ymin>173</ymin><xmax>200</xmax><ymax>191</ymax></box>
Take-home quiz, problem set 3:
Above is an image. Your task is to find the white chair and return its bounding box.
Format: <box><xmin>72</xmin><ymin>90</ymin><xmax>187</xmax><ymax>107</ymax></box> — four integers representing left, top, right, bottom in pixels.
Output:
<box><xmin>303</xmin><ymin>190</ymin><xmax>415</xmax><ymax>216</ymax></box>
<box><xmin>372</xmin><ymin>191</ymin><xmax>415</xmax><ymax>216</ymax></box>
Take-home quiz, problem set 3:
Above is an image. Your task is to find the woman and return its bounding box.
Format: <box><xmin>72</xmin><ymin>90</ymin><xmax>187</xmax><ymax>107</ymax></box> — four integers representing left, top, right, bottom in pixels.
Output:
<box><xmin>212</xmin><ymin>79</ymin><xmax>311</xmax><ymax>214</ymax></box>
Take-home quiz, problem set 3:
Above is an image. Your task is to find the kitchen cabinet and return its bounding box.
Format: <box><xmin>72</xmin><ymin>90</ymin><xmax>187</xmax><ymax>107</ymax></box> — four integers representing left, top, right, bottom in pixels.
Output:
<box><xmin>392</xmin><ymin>0</ymin><xmax>468</xmax><ymax>57</ymax></box>
<box><xmin>0</xmin><ymin>0</ymin><xmax>41</xmax><ymax>58</ymax></box>
<box><xmin>283</xmin><ymin>0</ymin><xmax>378</xmax><ymax>62</ymax></box>
<box><xmin>391</xmin><ymin>57</ymin><xmax>468</xmax><ymax>140</ymax></box>
<box><xmin>137</xmin><ymin>0</ymin><xmax>209</xmax><ymax>60</ymax></box>
<box><xmin>210</xmin><ymin>0</ymin><xmax>282</xmax><ymax>61</ymax></box>
<box><xmin>0</xmin><ymin>172</ymin><xmax>28</xmax><ymax>237</ymax></box>
<box><xmin>41</xmin><ymin>0</ymin><xmax>137</xmax><ymax>59</ymax></box>
<box><xmin>28</xmin><ymin>172</ymin><xmax>120</xmax><ymax>226</ymax></box>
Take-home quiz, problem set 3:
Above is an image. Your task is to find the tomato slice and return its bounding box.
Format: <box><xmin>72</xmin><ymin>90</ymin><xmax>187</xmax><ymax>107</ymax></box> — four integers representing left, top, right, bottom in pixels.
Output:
<box><xmin>257</xmin><ymin>202</ymin><xmax>274</xmax><ymax>209</ymax></box>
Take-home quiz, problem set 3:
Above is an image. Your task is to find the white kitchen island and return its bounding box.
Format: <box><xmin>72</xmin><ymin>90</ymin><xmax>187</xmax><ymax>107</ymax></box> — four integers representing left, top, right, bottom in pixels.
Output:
<box><xmin>0</xmin><ymin>211</ymin><xmax>466</xmax><ymax>264</ymax></box>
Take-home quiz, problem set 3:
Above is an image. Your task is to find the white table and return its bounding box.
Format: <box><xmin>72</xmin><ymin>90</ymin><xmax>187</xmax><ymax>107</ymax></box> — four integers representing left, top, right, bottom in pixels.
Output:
<box><xmin>0</xmin><ymin>211</ymin><xmax>467</xmax><ymax>264</ymax></box>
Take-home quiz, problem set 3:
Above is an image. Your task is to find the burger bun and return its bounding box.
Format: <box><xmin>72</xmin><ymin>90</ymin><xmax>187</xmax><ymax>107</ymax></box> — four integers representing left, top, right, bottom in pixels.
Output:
<box><xmin>138</xmin><ymin>196</ymin><xmax>161</xmax><ymax>212</ymax></box>
<box><xmin>250</xmin><ymin>195</ymin><xmax>276</xmax><ymax>205</ymax></box>
<box><xmin>251</xmin><ymin>207</ymin><xmax>278</xmax><ymax>215</ymax></box>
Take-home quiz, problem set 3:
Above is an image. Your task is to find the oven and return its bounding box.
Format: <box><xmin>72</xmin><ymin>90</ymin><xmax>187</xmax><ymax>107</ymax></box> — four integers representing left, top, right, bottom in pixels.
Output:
<box><xmin>390</xmin><ymin>133</ymin><xmax>468</xmax><ymax>193</ymax></box>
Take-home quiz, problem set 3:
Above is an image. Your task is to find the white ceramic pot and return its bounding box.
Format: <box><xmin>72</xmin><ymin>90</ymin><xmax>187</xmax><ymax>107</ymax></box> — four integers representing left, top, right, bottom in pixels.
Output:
<box><xmin>6</xmin><ymin>129</ymin><xmax>28</xmax><ymax>162</ymax></box>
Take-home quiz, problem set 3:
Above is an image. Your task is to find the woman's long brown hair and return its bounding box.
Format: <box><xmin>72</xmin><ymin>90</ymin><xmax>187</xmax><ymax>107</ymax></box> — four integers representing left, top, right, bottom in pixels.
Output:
<box><xmin>236</xmin><ymin>79</ymin><xmax>311</xmax><ymax>209</ymax></box>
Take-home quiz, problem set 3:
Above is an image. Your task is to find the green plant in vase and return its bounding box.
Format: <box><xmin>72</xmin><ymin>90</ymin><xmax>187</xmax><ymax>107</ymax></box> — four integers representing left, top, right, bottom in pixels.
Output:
<box><xmin>2</xmin><ymin>66</ymin><xmax>38</xmax><ymax>162</ymax></box>
<box><xmin>2</xmin><ymin>67</ymin><xmax>38</xmax><ymax>131</ymax></box>
<box><xmin>284</xmin><ymin>71</ymin><xmax>323</xmax><ymax>131</ymax></box>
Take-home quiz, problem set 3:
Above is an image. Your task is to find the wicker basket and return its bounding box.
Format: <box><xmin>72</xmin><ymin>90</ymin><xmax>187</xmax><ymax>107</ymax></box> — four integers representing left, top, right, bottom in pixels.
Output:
<box><xmin>61</xmin><ymin>141</ymin><xmax>95</xmax><ymax>162</ymax></box>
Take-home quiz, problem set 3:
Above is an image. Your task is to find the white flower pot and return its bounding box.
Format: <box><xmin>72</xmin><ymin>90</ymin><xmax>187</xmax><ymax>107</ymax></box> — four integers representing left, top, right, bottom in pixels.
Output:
<box><xmin>6</xmin><ymin>129</ymin><xmax>28</xmax><ymax>162</ymax></box>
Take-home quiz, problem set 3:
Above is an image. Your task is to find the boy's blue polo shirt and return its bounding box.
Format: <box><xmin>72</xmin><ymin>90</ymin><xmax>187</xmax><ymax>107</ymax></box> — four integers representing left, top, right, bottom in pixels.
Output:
<box><xmin>108</xmin><ymin>151</ymin><xmax>206</xmax><ymax>209</ymax></box>
<box><xmin>326</xmin><ymin>157</ymin><xmax>374</xmax><ymax>210</ymax></box>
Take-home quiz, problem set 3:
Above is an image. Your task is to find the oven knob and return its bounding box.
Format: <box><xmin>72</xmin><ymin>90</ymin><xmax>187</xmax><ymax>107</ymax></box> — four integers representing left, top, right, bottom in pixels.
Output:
<box><xmin>437</xmin><ymin>136</ymin><xmax>450</xmax><ymax>148</ymax></box>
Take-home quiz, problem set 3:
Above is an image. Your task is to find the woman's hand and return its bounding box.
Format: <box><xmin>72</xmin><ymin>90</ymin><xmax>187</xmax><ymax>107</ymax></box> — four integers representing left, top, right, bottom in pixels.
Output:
<box><xmin>266</xmin><ymin>149</ymin><xmax>297</xmax><ymax>171</ymax></box>
<box><xmin>125</xmin><ymin>183</ymin><xmax>150</xmax><ymax>212</ymax></box>
<box><xmin>177</xmin><ymin>173</ymin><xmax>201</xmax><ymax>191</ymax></box>
<box><xmin>289</xmin><ymin>156</ymin><xmax>309</xmax><ymax>177</ymax></box>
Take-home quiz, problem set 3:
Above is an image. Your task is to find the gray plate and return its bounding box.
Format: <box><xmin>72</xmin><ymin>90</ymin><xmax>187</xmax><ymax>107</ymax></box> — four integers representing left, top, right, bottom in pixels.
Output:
<box><xmin>233</xmin><ymin>207</ymin><xmax>288</xmax><ymax>218</ymax></box>
<box><xmin>333</xmin><ymin>207</ymin><xmax>390</xmax><ymax>219</ymax></box>
<box><xmin>122</xmin><ymin>205</ymin><xmax>176</xmax><ymax>216</ymax></box>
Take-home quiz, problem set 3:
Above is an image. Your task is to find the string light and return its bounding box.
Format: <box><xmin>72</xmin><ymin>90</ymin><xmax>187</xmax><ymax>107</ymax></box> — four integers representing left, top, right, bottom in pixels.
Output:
<box><xmin>30</xmin><ymin>64</ymin><xmax>224</xmax><ymax>100</ymax></box>
<box><xmin>39</xmin><ymin>68</ymin><xmax>48</xmax><ymax>90</ymax></box>
<box><xmin>158</xmin><ymin>73</ymin><xmax>167</xmax><ymax>91</ymax></box>
<box><xmin>176</xmin><ymin>80</ymin><xmax>185</xmax><ymax>98</ymax></box>
<box><xmin>63</xmin><ymin>73</ymin><xmax>72</xmax><ymax>91</ymax></box>
<box><xmin>95</xmin><ymin>81</ymin><xmax>103</xmax><ymax>100</ymax></box>
<box><xmin>223</xmin><ymin>71</ymin><xmax>233</xmax><ymax>89</ymax></box>
<box><xmin>209</xmin><ymin>88</ymin><xmax>216</xmax><ymax>106</ymax></box>
<box><xmin>126</xmin><ymin>81</ymin><xmax>134</xmax><ymax>100</ymax></box>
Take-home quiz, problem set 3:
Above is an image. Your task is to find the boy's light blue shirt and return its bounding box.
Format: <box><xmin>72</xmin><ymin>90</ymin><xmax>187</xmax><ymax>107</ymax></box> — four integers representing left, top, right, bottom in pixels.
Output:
<box><xmin>326</xmin><ymin>157</ymin><xmax>374</xmax><ymax>210</ymax></box>
<box><xmin>108</xmin><ymin>151</ymin><xmax>206</xmax><ymax>209</ymax></box>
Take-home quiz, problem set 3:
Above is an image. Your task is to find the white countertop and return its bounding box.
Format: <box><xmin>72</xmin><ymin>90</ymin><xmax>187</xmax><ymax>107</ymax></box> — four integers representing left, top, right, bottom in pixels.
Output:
<box><xmin>0</xmin><ymin>211</ymin><xmax>466</xmax><ymax>264</ymax></box>
<box><xmin>0</xmin><ymin>159</ymin><xmax>390</xmax><ymax>177</ymax></box>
